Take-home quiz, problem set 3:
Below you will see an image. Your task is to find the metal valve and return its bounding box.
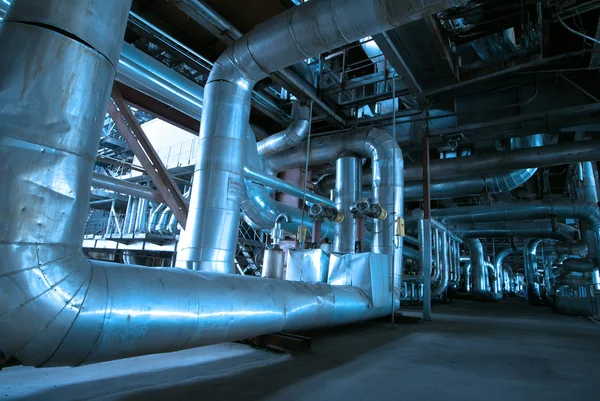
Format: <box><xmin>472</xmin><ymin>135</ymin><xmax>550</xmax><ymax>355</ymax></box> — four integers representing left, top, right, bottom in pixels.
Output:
<box><xmin>271</xmin><ymin>213</ymin><xmax>291</xmax><ymax>246</ymax></box>
<box><xmin>309</xmin><ymin>203</ymin><xmax>344</xmax><ymax>223</ymax></box>
<box><xmin>349</xmin><ymin>198</ymin><xmax>387</xmax><ymax>220</ymax></box>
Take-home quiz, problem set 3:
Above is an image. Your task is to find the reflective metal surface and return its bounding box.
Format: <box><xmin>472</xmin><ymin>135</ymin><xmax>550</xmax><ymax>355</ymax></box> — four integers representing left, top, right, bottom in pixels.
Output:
<box><xmin>4</xmin><ymin>0</ymin><xmax>129</xmax><ymax>67</ymax></box>
<box><xmin>334</xmin><ymin>157</ymin><xmax>361</xmax><ymax>253</ymax></box>
<box><xmin>287</xmin><ymin>249</ymin><xmax>330</xmax><ymax>283</ymax></box>
<box><xmin>433</xmin><ymin>231</ymin><xmax>450</xmax><ymax>297</ymax></box>
<box><xmin>0</xmin><ymin>0</ymin><xmax>131</xmax><ymax>366</ymax></box>
<box><xmin>257</xmin><ymin>101</ymin><xmax>310</xmax><ymax>157</ymax></box>
<box><xmin>265</xmin><ymin>127</ymin><xmax>404</xmax><ymax>297</ymax></box>
<box><xmin>450</xmin><ymin>221</ymin><xmax>578</xmax><ymax>243</ymax></box>
<box><xmin>262</xmin><ymin>249</ymin><xmax>285</xmax><ymax>279</ymax></box>
<box><xmin>92</xmin><ymin>172</ymin><xmax>163</xmax><ymax>204</ymax></box>
<box><xmin>464</xmin><ymin>239</ymin><xmax>491</xmax><ymax>300</ymax></box>
<box><xmin>241</xmin><ymin>129</ymin><xmax>332</xmax><ymax>236</ymax></box>
<box><xmin>524</xmin><ymin>239</ymin><xmax>544</xmax><ymax>305</ymax></box>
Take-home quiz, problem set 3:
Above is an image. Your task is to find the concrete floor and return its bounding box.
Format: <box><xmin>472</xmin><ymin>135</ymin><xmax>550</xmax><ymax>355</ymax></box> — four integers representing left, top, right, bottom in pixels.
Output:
<box><xmin>1</xmin><ymin>300</ymin><xmax>598</xmax><ymax>401</ymax></box>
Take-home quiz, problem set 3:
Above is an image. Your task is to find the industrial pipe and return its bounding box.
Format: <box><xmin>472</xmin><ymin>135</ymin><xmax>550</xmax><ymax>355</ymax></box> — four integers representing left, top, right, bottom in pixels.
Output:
<box><xmin>449</xmin><ymin>221</ymin><xmax>578</xmax><ymax>243</ymax></box>
<box><xmin>333</xmin><ymin>157</ymin><xmax>361</xmax><ymax>253</ymax></box>
<box><xmin>264</xmin><ymin>127</ymin><xmax>404</xmax><ymax>295</ymax></box>
<box><xmin>524</xmin><ymin>239</ymin><xmax>544</xmax><ymax>305</ymax></box>
<box><xmin>92</xmin><ymin>172</ymin><xmax>164</xmax><ymax>204</ymax></box>
<box><xmin>1</xmin><ymin>0</ymin><xmax>419</xmax><ymax>368</ymax></box>
<box><xmin>464</xmin><ymin>239</ymin><xmax>491</xmax><ymax>300</ymax></box>
<box><xmin>177</xmin><ymin>0</ymin><xmax>457</xmax><ymax>272</ymax></box>
<box><xmin>257</xmin><ymin>101</ymin><xmax>310</xmax><ymax>157</ymax></box>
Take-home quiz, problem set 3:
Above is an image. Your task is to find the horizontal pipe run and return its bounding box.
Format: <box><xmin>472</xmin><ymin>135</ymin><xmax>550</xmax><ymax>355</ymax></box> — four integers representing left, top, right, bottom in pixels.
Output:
<box><xmin>243</xmin><ymin>166</ymin><xmax>335</xmax><ymax>208</ymax></box>
<box><xmin>92</xmin><ymin>172</ymin><xmax>164</xmax><ymax>204</ymax></box>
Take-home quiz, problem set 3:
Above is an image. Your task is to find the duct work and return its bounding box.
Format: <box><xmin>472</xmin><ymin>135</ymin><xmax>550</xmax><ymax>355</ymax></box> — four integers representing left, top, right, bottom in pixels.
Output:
<box><xmin>496</xmin><ymin>247</ymin><xmax>521</xmax><ymax>293</ymax></box>
<box><xmin>176</xmin><ymin>0</ymin><xmax>459</xmax><ymax>272</ymax></box>
<box><xmin>2</xmin><ymin>0</ymin><xmax>474</xmax><ymax>368</ymax></box>
<box><xmin>263</xmin><ymin>128</ymin><xmax>404</xmax><ymax>294</ymax></box>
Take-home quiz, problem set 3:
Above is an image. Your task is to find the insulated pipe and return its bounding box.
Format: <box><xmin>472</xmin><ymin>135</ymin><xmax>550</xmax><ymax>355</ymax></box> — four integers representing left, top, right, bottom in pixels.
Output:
<box><xmin>243</xmin><ymin>165</ymin><xmax>335</xmax><ymax>209</ymax></box>
<box><xmin>460</xmin><ymin>256</ymin><xmax>471</xmax><ymax>292</ymax></box>
<box><xmin>0</xmin><ymin>0</ymin><xmax>398</xmax><ymax>368</ymax></box>
<box><xmin>92</xmin><ymin>172</ymin><xmax>164</xmax><ymax>204</ymax></box>
<box><xmin>485</xmin><ymin>261</ymin><xmax>502</xmax><ymax>300</ymax></box>
<box><xmin>333</xmin><ymin>157</ymin><xmax>361</xmax><ymax>253</ymax></box>
<box><xmin>432</xmin><ymin>202</ymin><xmax>600</xmax><ymax>265</ymax></box>
<box><xmin>449</xmin><ymin>221</ymin><xmax>578</xmax><ymax>243</ymax></box>
<box><xmin>578</xmin><ymin>161</ymin><xmax>600</xmax><ymax>291</ymax></box>
<box><xmin>178</xmin><ymin>0</ymin><xmax>458</xmax><ymax>272</ymax></box>
<box><xmin>495</xmin><ymin>247</ymin><xmax>522</xmax><ymax>282</ymax></box>
<box><xmin>265</xmin><ymin>127</ymin><xmax>404</xmax><ymax>295</ymax></box>
<box><xmin>464</xmin><ymin>239</ymin><xmax>491</xmax><ymax>300</ymax></box>
<box><xmin>257</xmin><ymin>101</ymin><xmax>310</xmax><ymax>157</ymax></box>
<box><xmin>241</xmin><ymin>128</ymin><xmax>333</xmax><ymax>236</ymax></box>
<box><xmin>433</xmin><ymin>231</ymin><xmax>450</xmax><ymax>297</ymax></box>
<box><xmin>148</xmin><ymin>203</ymin><xmax>167</xmax><ymax>233</ymax></box>
<box><xmin>402</xmin><ymin>137</ymin><xmax>600</xmax><ymax>181</ymax></box>
<box><xmin>524</xmin><ymin>239</ymin><xmax>544</xmax><ymax>305</ymax></box>
<box><xmin>403</xmin><ymin>169</ymin><xmax>537</xmax><ymax>200</ymax></box>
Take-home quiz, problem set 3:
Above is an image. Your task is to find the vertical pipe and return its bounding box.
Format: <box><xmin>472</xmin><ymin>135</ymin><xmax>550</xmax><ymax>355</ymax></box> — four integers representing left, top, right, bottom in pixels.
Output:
<box><xmin>135</xmin><ymin>198</ymin><xmax>149</xmax><ymax>233</ymax></box>
<box><xmin>311</xmin><ymin>220</ymin><xmax>322</xmax><ymax>247</ymax></box>
<box><xmin>333</xmin><ymin>156</ymin><xmax>361</xmax><ymax>253</ymax></box>
<box><xmin>420</xmin><ymin>217</ymin><xmax>432</xmax><ymax>321</ymax></box>
<box><xmin>433</xmin><ymin>228</ymin><xmax>441</xmax><ymax>283</ymax></box>
<box><xmin>465</xmin><ymin>239</ymin><xmax>490</xmax><ymax>300</ymax></box>
<box><xmin>524</xmin><ymin>239</ymin><xmax>544</xmax><ymax>305</ymax></box>
<box><xmin>580</xmin><ymin>161</ymin><xmax>600</xmax><ymax>293</ymax></box>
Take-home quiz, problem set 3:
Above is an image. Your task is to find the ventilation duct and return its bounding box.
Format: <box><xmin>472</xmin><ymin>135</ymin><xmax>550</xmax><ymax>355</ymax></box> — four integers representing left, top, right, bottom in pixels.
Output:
<box><xmin>176</xmin><ymin>0</ymin><xmax>460</xmax><ymax>272</ymax></box>
<box><xmin>3</xmin><ymin>0</ymin><xmax>466</xmax><ymax>368</ymax></box>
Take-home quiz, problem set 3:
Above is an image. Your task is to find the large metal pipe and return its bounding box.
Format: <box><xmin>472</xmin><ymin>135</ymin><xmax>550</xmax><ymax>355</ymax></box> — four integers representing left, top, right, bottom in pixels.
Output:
<box><xmin>257</xmin><ymin>101</ymin><xmax>310</xmax><ymax>158</ymax></box>
<box><xmin>333</xmin><ymin>157</ymin><xmax>361</xmax><ymax>253</ymax></box>
<box><xmin>524</xmin><ymin>239</ymin><xmax>544</xmax><ymax>305</ymax></box>
<box><xmin>264</xmin><ymin>127</ymin><xmax>404</xmax><ymax>294</ymax></box>
<box><xmin>177</xmin><ymin>0</ymin><xmax>457</xmax><ymax>271</ymax></box>
<box><xmin>241</xmin><ymin>128</ymin><xmax>333</xmax><ymax>236</ymax></box>
<box><xmin>0</xmin><ymin>0</ymin><xmax>404</xmax><ymax>368</ymax></box>
<box><xmin>578</xmin><ymin>162</ymin><xmax>600</xmax><ymax>291</ymax></box>
<box><xmin>464</xmin><ymin>239</ymin><xmax>491</xmax><ymax>300</ymax></box>
<box><xmin>243</xmin><ymin>165</ymin><xmax>335</xmax><ymax>209</ymax></box>
<box><xmin>449</xmin><ymin>221</ymin><xmax>578</xmax><ymax>243</ymax></box>
<box><xmin>402</xmin><ymin>138</ymin><xmax>600</xmax><ymax>181</ymax></box>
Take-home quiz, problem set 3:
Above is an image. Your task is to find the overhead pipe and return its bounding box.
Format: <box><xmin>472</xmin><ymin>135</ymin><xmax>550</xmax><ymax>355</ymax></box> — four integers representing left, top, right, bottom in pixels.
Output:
<box><xmin>241</xmin><ymin>128</ymin><xmax>333</xmax><ymax>237</ymax></box>
<box><xmin>464</xmin><ymin>239</ymin><xmax>491</xmax><ymax>300</ymax></box>
<box><xmin>243</xmin><ymin>165</ymin><xmax>335</xmax><ymax>209</ymax></box>
<box><xmin>177</xmin><ymin>0</ymin><xmax>461</xmax><ymax>272</ymax></box>
<box><xmin>1</xmin><ymin>0</ymin><xmax>428</xmax><ymax>368</ymax></box>
<box><xmin>577</xmin><ymin>161</ymin><xmax>600</xmax><ymax>291</ymax></box>
<box><xmin>257</xmin><ymin>101</ymin><xmax>311</xmax><ymax>158</ymax></box>
<box><xmin>449</xmin><ymin>221</ymin><xmax>578</xmax><ymax>243</ymax></box>
<box><xmin>524</xmin><ymin>239</ymin><xmax>544</xmax><ymax>305</ymax></box>
<box><xmin>91</xmin><ymin>172</ymin><xmax>164</xmax><ymax>204</ymax></box>
<box><xmin>263</xmin><ymin>127</ymin><xmax>404</xmax><ymax>294</ymax></box>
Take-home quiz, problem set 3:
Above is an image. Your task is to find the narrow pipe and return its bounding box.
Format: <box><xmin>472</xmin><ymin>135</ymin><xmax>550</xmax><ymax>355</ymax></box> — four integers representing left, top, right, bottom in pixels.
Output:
<box><xmin>433</xmin><ymin>231</ymin><xmax>450</xmax><ymax>297</ymax></box>
<box><xmin>92</xmin><ymin>173</ymin><xmax>164</xmax><ymax>204</ymax></box>
<box><xmin>243</xmin><ymin>165</ymin><xmax>335</xmax><ymax>208</ymax></box>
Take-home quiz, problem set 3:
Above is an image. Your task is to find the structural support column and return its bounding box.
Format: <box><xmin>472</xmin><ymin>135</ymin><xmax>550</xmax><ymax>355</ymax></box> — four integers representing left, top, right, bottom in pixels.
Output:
<box><xmin>333</xmin><ymin>156</ymin><xmax>362</xmax><ymax>253</ymax></box>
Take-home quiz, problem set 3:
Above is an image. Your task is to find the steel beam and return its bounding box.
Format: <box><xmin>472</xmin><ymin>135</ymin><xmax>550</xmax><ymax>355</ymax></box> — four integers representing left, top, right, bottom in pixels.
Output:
<box><xmin>108</xmin><ymin>86</ymin><xmax>189</xmax><ymax>228</ymax></box>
